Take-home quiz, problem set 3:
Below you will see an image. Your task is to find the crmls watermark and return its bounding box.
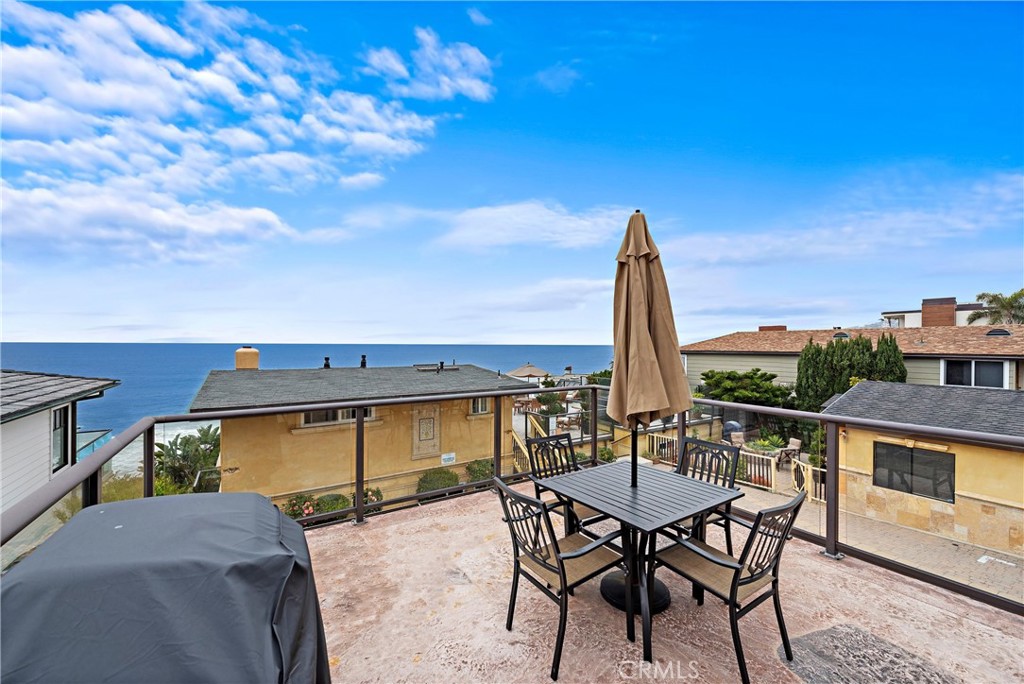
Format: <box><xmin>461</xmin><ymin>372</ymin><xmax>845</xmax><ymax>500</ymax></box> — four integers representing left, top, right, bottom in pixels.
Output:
<box><xmin>616</xmin><ymin>660</ymin><xmax>700</xmax><ymax>680</ymax></box>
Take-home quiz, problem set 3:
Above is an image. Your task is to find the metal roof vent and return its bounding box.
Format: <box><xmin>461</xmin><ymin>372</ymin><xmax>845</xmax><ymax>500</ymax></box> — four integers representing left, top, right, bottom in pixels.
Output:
<box><xmin>986</xmin><ymin>329</ymin><xmax>1011</xmax><ymax>336</ymax></box>
<box><xmin>832</xmin><ymin>332</ymin><xmax>850</xmax><ymax>340</ymax></box>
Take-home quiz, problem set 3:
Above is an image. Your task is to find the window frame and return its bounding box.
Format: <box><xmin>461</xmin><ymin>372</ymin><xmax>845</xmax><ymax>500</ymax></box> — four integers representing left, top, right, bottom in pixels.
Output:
<box><xmin>302</xmin><ymin>407</ymin><xmax>374</xmax><ymax>426</ymax></box>
<box><xmin>940</xmin><ymin>358</ymin><xmax>1009</xmax><ymax>389</ymax></box>
<box><xmin>872</xmin><ymin>441</ymin><xmax>955</xmax><ymax>503</ymax></box>
<box><xmin>470</xmin><ymin>397</ymin><xmax>491</xmax><ymax>415</ymax></box>
<box><xmin>51</xmin><ymin>406</ymin><xmax>70</xmax><ymax>474</ymax></box>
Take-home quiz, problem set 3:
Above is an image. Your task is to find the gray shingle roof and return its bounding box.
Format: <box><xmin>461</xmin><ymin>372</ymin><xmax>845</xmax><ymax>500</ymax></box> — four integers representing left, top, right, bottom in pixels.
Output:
<box><xmin>1</xmin><ymin>370</ymin><xmax>120</xmax><ymax>423</ymax></box>
<box><xmin>190</xmin><ymin>364</ymin><xmax>530</xmax><ymax>412</ymax></box>
<box><xmin>822</xmin><ymin>381</ymin><xmax>1024</xmax><ymax>438</ymax></box>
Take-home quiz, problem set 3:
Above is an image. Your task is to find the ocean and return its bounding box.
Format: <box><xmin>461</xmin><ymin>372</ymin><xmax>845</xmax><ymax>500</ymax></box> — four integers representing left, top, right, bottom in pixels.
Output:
<box><xmin>0</xmin><ymin>343</ymin><xmax>614</xmax><ymax>435</ymax></box>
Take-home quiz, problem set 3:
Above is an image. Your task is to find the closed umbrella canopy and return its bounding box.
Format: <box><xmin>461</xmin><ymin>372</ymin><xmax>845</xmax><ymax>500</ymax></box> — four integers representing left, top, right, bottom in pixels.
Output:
<box><xmin>608</xmin><ymin>210</ymin><xmax>693</xmax><ymax>432</ymax></box>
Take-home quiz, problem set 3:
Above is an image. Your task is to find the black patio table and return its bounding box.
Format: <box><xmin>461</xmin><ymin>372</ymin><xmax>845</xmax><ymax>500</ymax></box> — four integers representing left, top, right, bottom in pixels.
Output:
<box><xmin>541</xmin><ymin>460</ymin><xmax>744</xmax><ymax>662</ymax></box>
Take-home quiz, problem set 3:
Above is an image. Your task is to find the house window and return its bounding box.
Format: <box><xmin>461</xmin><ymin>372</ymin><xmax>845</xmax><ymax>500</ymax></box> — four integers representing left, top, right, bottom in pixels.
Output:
<box><xmin>872</xmin><ymin>442</ymin><xmax>954</xmax><ymax>503</ymax></box>
<box><xmin>942</xmin><ymin>359</ymin><xmax>1008</xmax><ymax>389</ymax></box>
<box><xmin>470</xmin><ymin>398</ymin><xmax>491</xmax><ymax>415</ymax></box>
<box><xmin>51</xmin><ymin>406</ymin><xmax>70</xmax><ymax>473</ymax></box>
<box><xmin>302</xmin><ymin>407</ymin><xmax>373</xmax><ymax>426</ymax></box>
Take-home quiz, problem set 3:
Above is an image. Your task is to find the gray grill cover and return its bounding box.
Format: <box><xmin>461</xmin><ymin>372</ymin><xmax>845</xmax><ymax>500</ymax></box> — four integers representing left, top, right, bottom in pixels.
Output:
<box><xmin>1</xmin><ymin>493</ymin><xmax>331</xmax><ymax>684</ymax></box>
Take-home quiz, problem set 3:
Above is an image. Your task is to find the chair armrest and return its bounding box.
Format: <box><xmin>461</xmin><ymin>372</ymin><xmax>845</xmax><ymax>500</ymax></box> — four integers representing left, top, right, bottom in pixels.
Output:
<box><xmin>560</xmin><ymin>530</ymin><xmax>624</xmax><ymax>560</ymax></box>
<box><xmin>716</xmin><ymin>509</ymin><xmax>754</xmax><ymax>530</ymax></box>
<box><xmin>674</xmin><ymin>538</ymin><xmax>743</xmax><ymax>570</ymax></box>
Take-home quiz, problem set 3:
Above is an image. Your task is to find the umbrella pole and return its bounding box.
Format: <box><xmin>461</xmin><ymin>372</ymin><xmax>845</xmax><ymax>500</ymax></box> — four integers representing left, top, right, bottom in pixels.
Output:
<box><xmin>631</xmin><ymin>428</ymin><xmax>638</xmax><ymax>487</ymax></box>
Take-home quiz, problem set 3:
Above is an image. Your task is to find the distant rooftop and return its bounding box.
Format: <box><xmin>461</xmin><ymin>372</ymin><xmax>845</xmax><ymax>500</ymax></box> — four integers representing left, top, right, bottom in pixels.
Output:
<box><xmin>190</xmin><ymin>363</ymin><xmax>529</xmax><ymax>412</ymax></box>
<box><xmin>0</xmin><ymin>370</ymin><xmax>119</xmax><ymax>423</ymax></box>
<box><xmin>679</xmin><ymin>325</ymin><xmax>1024</xmax><ymax>357</ymax></box>
<box><xmin>823</xmin><ymin>380</ymin><xmax>1024</xmax><ymax>438</ymax></box>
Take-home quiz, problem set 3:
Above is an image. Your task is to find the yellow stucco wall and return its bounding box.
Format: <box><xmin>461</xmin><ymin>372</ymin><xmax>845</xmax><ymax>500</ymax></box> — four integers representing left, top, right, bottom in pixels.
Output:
<box><xmin>838</xmin><ymin>426</ymin><xmax>1024</xmax><ymax>554</ymax></box>
<box><xmin>218</xmin><ymin>398</ymin><xmax>515</xmax><ymax>505</ymax></box>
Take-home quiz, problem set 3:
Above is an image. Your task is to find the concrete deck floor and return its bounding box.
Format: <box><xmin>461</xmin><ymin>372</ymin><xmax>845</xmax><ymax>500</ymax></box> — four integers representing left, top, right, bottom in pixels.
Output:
<box><xmin>306</xmin><ymin>485</ymin><xmax>1024</xmax><ymax>684</ymax></box>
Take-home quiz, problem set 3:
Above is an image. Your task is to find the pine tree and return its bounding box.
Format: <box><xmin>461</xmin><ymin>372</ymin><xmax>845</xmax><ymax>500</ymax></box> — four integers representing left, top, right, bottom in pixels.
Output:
<box><xmin>795</xmin><ymin>339</ymin><xmax>824</xmax><ymax>412</ymax></box>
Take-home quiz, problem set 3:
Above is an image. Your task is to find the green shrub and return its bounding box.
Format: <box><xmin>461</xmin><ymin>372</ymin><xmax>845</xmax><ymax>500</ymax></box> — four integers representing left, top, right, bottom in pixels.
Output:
<box><xmin>465</xmin><ymin>458</ymin><xmax>494</xmax><ymax>482</ymax></box>
<box><xmin>417</xmin><ymin>468</ymin><xmax>459</xmax><ymax>493</ymax></box>
<box><xmin>315</xmin><ymin>493</ymin><xmax>351</xmax><ymax>514</ymax></box>
<box><xmin>597</xmin><ymin>446</ymin><xmax>616</xmax><ymax>463</ymax></box>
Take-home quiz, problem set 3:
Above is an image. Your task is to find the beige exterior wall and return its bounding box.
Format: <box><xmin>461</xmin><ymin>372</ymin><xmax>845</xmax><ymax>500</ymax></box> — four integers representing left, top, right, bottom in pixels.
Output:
<box><xmin>683</xmin><ymin>354</ymin><xmax>798</xmax><ymax>391</ymax></box>
<box><xmin>838</xmin><ymin>426</ymin><xmax>1023</xmax><ymax>554</ymax></box>
<box><xmin>904</xmin><ymin>358</ymin><xmax>940</xmax><ymax>385</ymax></box>
<box><xmin>218</xmin><ymin>397</ymin><xmax>515</xmax><ymax>505</ymax></box>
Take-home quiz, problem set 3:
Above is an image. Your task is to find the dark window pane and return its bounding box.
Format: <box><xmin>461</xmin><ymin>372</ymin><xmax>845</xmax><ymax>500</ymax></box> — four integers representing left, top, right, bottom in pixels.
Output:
<box><xmin>974</xmin><ymin>361</ymin><xmax>1004</xmax><ymax>388</ymax></box>
<box><xmin>944</xmin><ymin>360</ymin><xmax>970</xmax><ymax>386</ymax></box>
<box><xmin>873</xmin><ymin>442</ymin><xmax>912</xmax><ymax>493</ymax></box>
<box><xmin>305</xmin><ymin>409</ymin><xmax>338</xmax><ymax>424</ymax></box>
<box><xmin>51</xmin><ymin>407</ymin><xmax>69</xmax><ymax>473</ymax></box>
<box><xmin>911</xmin><ymin>448</ymin><xmax>955</xmax><ymax>503</ymax></box>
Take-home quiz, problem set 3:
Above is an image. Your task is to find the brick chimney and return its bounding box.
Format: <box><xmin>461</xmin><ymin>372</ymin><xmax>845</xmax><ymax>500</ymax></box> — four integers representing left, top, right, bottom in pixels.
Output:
<box><xmin>921</xmin><ymin>298</ymin><xmax>956</xmax><ymax>327</ymax></box>
<box><xmin>759</xmin><ymin>325</ymin><xmax>788</xmax><ymax>332</ymax></box>
<box><xmin>235</xmin><ymin>346</ymin><xmax>259</xmax><ymax>370</ymax></box>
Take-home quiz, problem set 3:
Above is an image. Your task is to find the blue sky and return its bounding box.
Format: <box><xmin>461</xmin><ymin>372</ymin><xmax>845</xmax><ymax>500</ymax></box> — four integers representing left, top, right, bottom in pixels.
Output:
<box><xmin>2</xmin><ymin>1</ymin><xmax>1021</xmax><ymax>345</ymax></box>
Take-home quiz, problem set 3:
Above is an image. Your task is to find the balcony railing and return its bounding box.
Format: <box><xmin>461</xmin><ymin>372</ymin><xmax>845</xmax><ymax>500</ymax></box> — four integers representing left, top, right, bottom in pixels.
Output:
<box><xmin>2</xmin><ymin>385</ymin><xmax>1021</xmax><ymax>616</ymax></box>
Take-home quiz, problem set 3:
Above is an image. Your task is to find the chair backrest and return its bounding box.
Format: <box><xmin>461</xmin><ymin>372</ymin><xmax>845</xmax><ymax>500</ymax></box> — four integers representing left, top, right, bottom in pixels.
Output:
<box><xmin>729</xmin><ymin>432</ymin><xmax>746</xmax><ymax>447</ymax></box>
<box><xmin>676</xmin><ymin>436</ymin><xmax>740</xmax><ymax>488</ymax></box>
<box><xmin>493</xmin><ymin>478</ymin><xmax>561</xmax><ymax>578</ymax></box>
<box><xmin>787</xmin><ymin>438</ymin><xmax>801</xmax><ymax>451</ymax></box>
<box><xmin>526</xmin><ymin>433</ymin><xmax>581</xmax><ymax>480</ymax></box>
<box><xmin>736</xmin><ymin>490</ymin><xmax>806</xmax><ymax>587</ymax></box>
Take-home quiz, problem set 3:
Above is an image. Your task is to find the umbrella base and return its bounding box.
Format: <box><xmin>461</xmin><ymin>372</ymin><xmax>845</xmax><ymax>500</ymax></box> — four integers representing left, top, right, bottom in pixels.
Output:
<box><xmin>600</xmin><ymin>570</ymin><xmax>671</xmax><ymax>615</ymax></box>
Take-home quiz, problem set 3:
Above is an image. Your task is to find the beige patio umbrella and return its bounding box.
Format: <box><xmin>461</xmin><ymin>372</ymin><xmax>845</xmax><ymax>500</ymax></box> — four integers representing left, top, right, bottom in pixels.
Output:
<box><xmin>607</xmin><ymin>210</ymin><xmax>693</xmax><ymax>487</ymax></box>
<box><xmin>508</xmin><ymin>363</ymin><xmax>551</xmax><ymax>382</ymax></box>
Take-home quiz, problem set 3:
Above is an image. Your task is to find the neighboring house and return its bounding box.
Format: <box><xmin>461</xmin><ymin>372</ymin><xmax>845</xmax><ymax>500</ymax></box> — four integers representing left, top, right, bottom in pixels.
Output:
<box><xmin>680</xmin><ymin>324</ymin><xmax>1024</xmax><ymax>392</ymax></box>
<box><xmin>823</xmin><ymin>381</ymin><xmax>1023</xmax><ymax>554</ymax></box>
<box><xmin>189</xmin><ymin>348</ymin><xmax>529</xmax><ymax>504</ymax></box>
<box><xmin>0</xmin><ymin>370</ymin><xmax>119</xmax><ymax>513</ymax></box>
<box><xmin>881</xmin><ymin>296</ymin><xmax>989</xmax><ymax>328</ymax></box>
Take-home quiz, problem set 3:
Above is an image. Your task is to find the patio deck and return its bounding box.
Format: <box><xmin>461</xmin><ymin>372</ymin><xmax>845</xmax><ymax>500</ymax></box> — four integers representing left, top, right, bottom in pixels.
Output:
<box><xmin>306</xmin><ymin>484</ymin><xmax>1024</xmax><ymax>684</ymax></box>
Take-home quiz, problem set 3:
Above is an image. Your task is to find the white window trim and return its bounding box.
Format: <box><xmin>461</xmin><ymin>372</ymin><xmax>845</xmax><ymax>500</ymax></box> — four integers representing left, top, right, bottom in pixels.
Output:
<box><xmin>470</xmin><ymin>397</ymin><xmax>491</xmax><ymax>415</ymax></box>
<box><xmin>939</xmin><ymin>359</ymin><xmax>1009</xmax><ymax>389</ymax></box>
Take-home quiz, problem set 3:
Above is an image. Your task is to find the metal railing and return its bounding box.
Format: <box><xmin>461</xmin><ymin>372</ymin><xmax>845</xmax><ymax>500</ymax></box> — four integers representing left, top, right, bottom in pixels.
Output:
<box><xmin>3</xmin><ymin>387</ymin><xmax>1021</xmax><ymax>616</ymax></box>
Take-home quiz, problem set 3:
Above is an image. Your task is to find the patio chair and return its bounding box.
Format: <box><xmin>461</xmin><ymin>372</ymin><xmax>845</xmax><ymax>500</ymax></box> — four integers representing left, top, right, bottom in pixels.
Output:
<box><xmin>526</xmin><ymin>433</ymin><xmax>609</xmax><ymax>534</ymax></box>
<box><xmin>668</xmin><ymin>437</ymin><xmax>741</xmax><ymax>555</ymax></box>
<box><xmin>493</xmin><ymin>478</ymin><xmax>628</xmax><ymax>681</ymax></box>
<box><xmin>776</xmin><ymin>438</ymin><xmax>801</xmax><ymax>470</ymax></box>
<box><xmin>650</xmin><ymin>491</ymin><xmax>806</xmax><ymax>684</ymax></box>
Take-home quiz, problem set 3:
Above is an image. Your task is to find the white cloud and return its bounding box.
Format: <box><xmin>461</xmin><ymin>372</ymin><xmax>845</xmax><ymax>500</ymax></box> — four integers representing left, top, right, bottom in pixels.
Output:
<box><xmin>336</xmin><ymin>200</ymin><xmax>630</xmax><ymax>250</ymax></box>
<box><xmin>213</xmin><ymin>126</ymin><xmax>268</xmax><ymax>153</ymax></box>
<box><xmin>1</xmin><ymin>179</ymin><xmax>294</xmax><ymax>263</ymax></box>
<box><xmin>1</xmin><ymin>0</ymin><xmax>484</xmax><ymax>263</ymax></box>
<box><xmin>338</xmin><ymin>172</ymin><xmax>386</xmax><ymax>190</ymax></box>
<box><xmin>361</xmin><ymin>47</ymin><xmax>410</xmax><ymax>80</ymax></box>
<box><xmin>362</xmin><ymin>27</ymin><xmax>496</xmax><ymax>102</ymax></box>
<box><xmin>467</xmin><ymin>8</ymin><xmax>493</xmax><ymax>26</ymax></box>
<box><xmin>660</xmin><ymin>171</ymin><xmax>1024</xmax><ymax>266</ymax></box>
<box><xmin>436</xmin><ymin>201</ymin><xmax>628</xmax><ymax>249</ymax></box>
<box><xmin>535</xmin><ymin>63</ymin><xmax>581</xmax><ymax>95</ymax></box>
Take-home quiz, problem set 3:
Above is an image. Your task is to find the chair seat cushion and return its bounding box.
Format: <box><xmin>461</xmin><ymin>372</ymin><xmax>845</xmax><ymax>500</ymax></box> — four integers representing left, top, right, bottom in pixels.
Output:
<box><xmin>520</xmin><ymin>533</ymin><xmax>621</xmax><ymax>589</ymax></box>
<box><xmin>656</xmin><ymin>538</ymin><xmax>772</xmax><ymax>604</ymax></box>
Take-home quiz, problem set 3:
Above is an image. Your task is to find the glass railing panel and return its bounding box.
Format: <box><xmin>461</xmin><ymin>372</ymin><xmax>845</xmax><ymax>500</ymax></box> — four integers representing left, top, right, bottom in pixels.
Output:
<box><xmin>836</xmin><ymin>425</ymin><xmax>1023</xmax><ymax>604</ymax></box>
<box><xmin>1</xmin><ymin>488</ymin><xmax>81</xmax><ymax>571</ymax></box>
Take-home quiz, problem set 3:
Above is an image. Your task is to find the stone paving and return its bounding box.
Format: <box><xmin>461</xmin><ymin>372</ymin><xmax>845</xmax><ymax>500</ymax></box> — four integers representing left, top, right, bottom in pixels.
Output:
<box><xmin>306</xmin><ymin>486</ymin><xmax>1024</xmax><ymax>683</ymax></box>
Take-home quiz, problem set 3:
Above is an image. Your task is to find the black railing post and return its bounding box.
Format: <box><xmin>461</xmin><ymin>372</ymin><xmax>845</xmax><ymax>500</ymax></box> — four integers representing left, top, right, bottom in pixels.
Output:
<box><xmin>82</xmin><ymin>471</ymin><xmax>101</xmax><ymax>508</ymax></box>
<box><xmin>492</xmin><ymin>396</ymin><xmax>503</xmax><ymax>479</ymax></box>
<box><xmin>590</xmin><ymin>387</ymin><xmax>598</xmax><ymax>466</ymax></box>
<box><xmin>143</xmin><ymin>425</ymin><xmax>155</xmax><ymax>498</ymax></box>
<box><xmin>354</xmin><ymin>408</ymin><xmax>366</xmax><ymax>524</ymax></box>
<box><xmin>823</xmin><ymin>421</ymin><xmax>843</xmax><ymax>559</ymax></box>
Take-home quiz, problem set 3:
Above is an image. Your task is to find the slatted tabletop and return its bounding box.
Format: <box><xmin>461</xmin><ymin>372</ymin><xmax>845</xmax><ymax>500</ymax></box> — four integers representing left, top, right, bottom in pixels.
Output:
<box><xmin>542</xmin><ymin>461</ymin><xmax>743</xmax><ymax>533</ymax></box>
